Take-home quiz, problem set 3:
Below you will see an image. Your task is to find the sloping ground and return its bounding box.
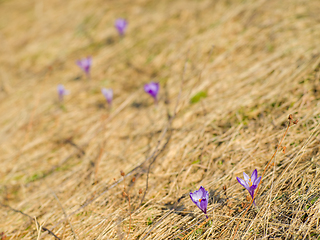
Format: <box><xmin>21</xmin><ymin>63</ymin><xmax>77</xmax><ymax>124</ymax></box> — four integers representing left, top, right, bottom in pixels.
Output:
<box><xmin>1</xmin><ymin>0</ymin><xmax>320</xmax><ymax>239</ymax></box>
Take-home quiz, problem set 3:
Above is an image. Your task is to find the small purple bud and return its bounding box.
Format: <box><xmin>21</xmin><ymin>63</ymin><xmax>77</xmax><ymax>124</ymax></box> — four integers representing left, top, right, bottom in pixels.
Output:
<box><xmin>76</xmin><ymin>57</ymin><xmax>92</xmax><ymax>78</ymax></box>
<box><xmin>144</xmin><ymin>82</ymin><xmax>159</xmax><ymax>104</ymax></box>
<box><xmin>236</xmin><ymin>169</ymin><xmax>261</xmax><ymax>206</ymax></box>
<box><xmin>190</xmin><ymin>186</ymin><xmax>209</xmax><ymax>218</ymax></box>
<box><xmin>115</xmin><ymin>18</ymin><xmax>128</xmax><ymax>36</ymax></box>
<box><xmin>57</xmin><ymin>84</ymin><xmax>69</xmax><ymax>102</ymax></box>
<box><xmin>101</xmin><ymin>88</ymin><xmax>113</xmax><ymax>106</ymax></box>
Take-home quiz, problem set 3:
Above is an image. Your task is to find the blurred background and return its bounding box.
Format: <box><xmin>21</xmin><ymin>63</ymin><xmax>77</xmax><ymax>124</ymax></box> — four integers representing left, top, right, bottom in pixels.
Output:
<box><xmin>1</xmin><ymin>0</ymin><xmax>320</xmax><ymax>239</ymax></box>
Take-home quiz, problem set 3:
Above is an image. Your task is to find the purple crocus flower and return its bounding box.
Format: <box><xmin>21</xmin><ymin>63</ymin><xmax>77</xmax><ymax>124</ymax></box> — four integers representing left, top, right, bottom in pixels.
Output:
<box><xmin>101</xmin><ymin>88</ymin><xmax>113</xmax><ymax>106</ymax></box>
<box><xmin>144</xmin><ymin>82</ymin><xmax>159</xmax><ymax>104</ymax></box>
<box><xmin>76</xmin><ymin>57</ymin><xmax>92</xmax><ymax>78</ymax></box>
<box><xmin>236</xmin><ymin>169</ymin><xmax>261</xmax><ymax>206</ymax></box>
<box><xmin>57</xmin><ymin>84</ymin><xmax>69</xmax><ymax>102</ymax></box>
<box><xmin>115</xmin><ymin>18</ymin><xmax>128</xmax><ymax>36</ymax></box>
<box><xmin>190</xmin><ymin>186</ymin><xmax>209</xmax><ymax>218</ymax></box>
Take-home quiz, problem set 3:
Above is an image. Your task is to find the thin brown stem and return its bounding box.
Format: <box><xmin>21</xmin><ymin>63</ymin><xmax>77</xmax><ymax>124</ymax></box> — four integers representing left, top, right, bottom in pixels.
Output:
<box><xmin>126</xmin><ymin>192</ymin><xmax>131</xmax><ymax>240</ymax></box>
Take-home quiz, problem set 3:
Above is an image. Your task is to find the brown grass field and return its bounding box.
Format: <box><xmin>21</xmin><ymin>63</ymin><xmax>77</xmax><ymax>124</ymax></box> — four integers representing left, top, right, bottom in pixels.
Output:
<box><xmin>1</xmin><ymin>0</ymin><xmax>320</xmax><ymax>239</ymax></box>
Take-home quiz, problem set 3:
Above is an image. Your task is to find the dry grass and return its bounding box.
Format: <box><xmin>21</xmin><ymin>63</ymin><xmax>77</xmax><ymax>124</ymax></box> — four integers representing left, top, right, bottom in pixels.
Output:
<box><xmin>1</xmin><ymin>0</ymin><xmax>320</xmax><ymax>239</ymax></box>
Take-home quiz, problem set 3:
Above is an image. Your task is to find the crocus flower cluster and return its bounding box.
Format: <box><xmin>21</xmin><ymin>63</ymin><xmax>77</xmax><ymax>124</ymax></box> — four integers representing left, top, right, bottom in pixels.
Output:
<box><xmin>115</xmin><ymin>18</ymin><xmax>128</xmax><ymax>36</ymax></box>
<box><xmin>76</xmin><ymin>57</ymin><xmax>92</xmax><ymax>79</ymax></box>
<box><xmin>58</xmin><ymin>80</ymin><xmax>160</xmax><ymax>108</ymax></box>
<box><xmin>190</xmin><ymin>186</ymin><xmax>209</xmax><ymax>218</ymax></box>
<box><xmin>189</xmin><ymin>170</ymin><xmax>261</xmax><ymax>218</ymax></box>
<box><xmin>57</xmin><ymin>84</ymin><xmax>69</xmax><ymax>102</ymax></box>
<box><xmin>236</xmin><ymin>169</ymin><xmax>261</xmax><ymax>206</ymax></box>
<box><xmin>144</xmin><ymin>82</ymin><xmax>159</xmax><ymax>104</ymax></box>
<box><xmin>60</xmin><ymin>21</ymin><xmax>163</xmax><ymax>108</ymax></box>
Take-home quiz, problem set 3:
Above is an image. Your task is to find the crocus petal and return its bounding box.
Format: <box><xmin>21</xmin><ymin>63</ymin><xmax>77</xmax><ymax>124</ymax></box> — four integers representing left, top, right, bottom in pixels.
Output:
<box><xmin>57</xmin><ymin>84</ymin><xmax>69</xmax><ymax>101</ymax></box>
<box><xmin>190</xmin><ymin>192</ymin><xmax>202</xmax><ymax>210</ymax></box>
<box><xmin>253</xmin><ymin>176</ymin><xmax>261</xmax><ymax>186</ymax></box>
<box><xmin>248</xmin><ymin>187</ymin><xmax>255</xmax><ymax>199</ymax></box>
<box><xmin>152</xmin><ymin>82</ymin><xmax>159</xmax><ymax>93</ymax></box>
<box><xmin>198</xmin><ymin>186</ymin><xmax>207</xmax><ymax>198</ymax></box>
<box><xmin>199</xmin><ymin>198</ymin><xmax>207</xmax><ymax>214</ymax></box>
<box><xmin>237</xmin><ymin>177</ymin><xmax>249</xmax><ymax>189</ymax></box>
<box><xmin>203</xmin><ymin>187</ymin><xmax>209</xmax><ymax>201</ymax></box>
<box><xmin>243</xmin><ymin>172</ymin><xmax>250</xmax><ymax>184</ymax></box>
<box><xmin>189</xmin><ymin>192</ymin><xmax>198</xmax><ymax>205</ymax></box>
<box><xmin>190</xmin><ymin>190</ymin><xmax>202</xmax><ymax>202</ymax></box>
<box><xmin>144</xmin><ymin>85</ymin><xmax>150</xmax><ymax>92</ymax></box>
<box><xmin>101</xmin><ymin>88</ymin><xmax>113</xmax><ymax>104</ymax></box>
<box><xmin>248</xmin><ymin>188</ymin><xmax>257</xmax><ymax>205</ymax></box>
<box><xmin>57</xmin><ymin>84</ymin><xmax>64</xmax><ymax>94</ymax></box>
<box><xmin>86</xmin><ymin>57</ymin><xmax>92</xmax><ymax>66</ymax></box>
<box><xmin>251</xmin><ymin>169</ymin><xmax>258</xmax><ymax>183</ymax></box>
<box><xmin>84</xmin><ymin>57</ymin><xmax>92</xmax><ymax>74</ymax></box>
<box><xmin>115</xmin><ymin>18</ymin><xmax>128</xmax><ymax>36</ymax></box>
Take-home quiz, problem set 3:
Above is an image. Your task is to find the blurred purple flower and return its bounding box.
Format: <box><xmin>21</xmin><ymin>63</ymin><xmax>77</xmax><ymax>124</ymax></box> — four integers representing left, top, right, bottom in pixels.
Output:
<box><xmin>190</xmin><ymin>186</ymin><xmax>209</xmax><ymax>218</ymax></box>
<box><xmin>76</xmin><ymin>57</ymin><xmax>92</xmax><ymax>78</ymax></box>
<box><xmin>144</xmin><ymin>82</ymin><xmax>159</xmax><ymax>104</ymax></box>
<box><xmin>101</xmin><ymin>88</ymin><xmax>113</xmax><ymax>106</ymax></box>
<box><xmin>57</xmin><ymin>84</ymin><xmax>69</xmax><ymax>102</ymax></box>
<box><xmin>236</xmin><ymin>169</ymin><xmax>261</xmax><ymax>206</ymax></box>
<box><xmin>115</xmin><ymin>18</ymin><xmax>128</xmax><ymax>36</ymax></box>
